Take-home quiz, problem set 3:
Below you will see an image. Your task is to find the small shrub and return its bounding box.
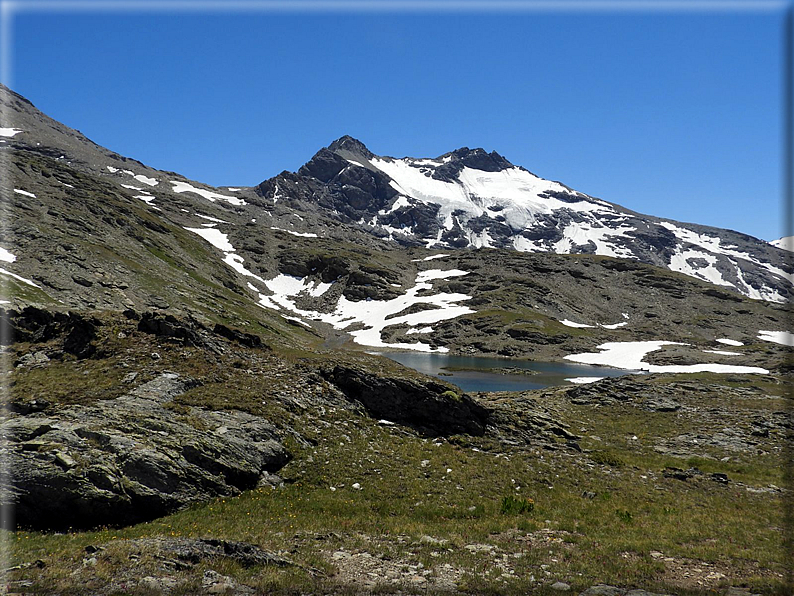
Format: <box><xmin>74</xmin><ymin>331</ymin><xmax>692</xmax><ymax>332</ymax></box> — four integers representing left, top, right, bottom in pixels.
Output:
<box><xmin>615</xmin><ymin>509</ymin><xmax>633</xmax><ymax>523</ymax></box>
<box><xmin>441</xmin><ymin>390</ymin><xmax>462</xmax><ymax>402</ymax></box>
<box><xmin>500</xmin><ymin>495</ymin><xmax>534</xmax><ymax>515</ymax></box>
<box><xmin>591</xmin><ymin>450</ymin><xmax>625</xmax><ymax>467</ymax></box>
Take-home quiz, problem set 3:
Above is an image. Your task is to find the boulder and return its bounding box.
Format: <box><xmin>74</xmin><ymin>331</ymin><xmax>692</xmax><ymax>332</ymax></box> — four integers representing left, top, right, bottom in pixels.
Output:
<box><xmin>2</xmin><ymin>373</ymin><xmax>290</xmax><ymax>530</ymax></box>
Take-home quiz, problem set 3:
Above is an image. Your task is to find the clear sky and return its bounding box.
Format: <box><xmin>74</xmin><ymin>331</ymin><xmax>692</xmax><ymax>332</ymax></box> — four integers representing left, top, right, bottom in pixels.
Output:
<box><xmin>5</xmin><ymin>1</ymin><xmax>789</xmax><ymax>241</ymax></box>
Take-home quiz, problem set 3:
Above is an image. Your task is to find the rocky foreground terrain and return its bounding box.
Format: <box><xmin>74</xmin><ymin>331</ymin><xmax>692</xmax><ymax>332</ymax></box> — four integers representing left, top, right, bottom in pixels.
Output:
<box><xmin>0</xmin><ymin>84</ymin><xmax>792</xmax><ymax>594</ymax></box>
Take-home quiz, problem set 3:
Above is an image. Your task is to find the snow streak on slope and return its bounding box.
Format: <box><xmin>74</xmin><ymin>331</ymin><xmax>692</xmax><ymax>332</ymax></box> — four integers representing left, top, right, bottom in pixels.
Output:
<box><xmin>171</xmin><ymin>181</ymin><xmax>246</xmax><ymax>206</ymax></box>
<box><xmin>757</xmin><ymin>330</ymin><xmax>794</xmax><ymax>346</ymax></box>
<box><xmin>253</xmin><ymin>269</ymin><xmax>474</xmax><ymax>352</ymax></box>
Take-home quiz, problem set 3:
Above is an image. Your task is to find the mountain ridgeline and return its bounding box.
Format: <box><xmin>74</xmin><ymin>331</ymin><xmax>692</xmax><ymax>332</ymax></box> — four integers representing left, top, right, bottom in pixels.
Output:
<box><xmin>255</xmin><ymin>135</ymin><xmax>791</xmax><ymax>304</ymax></box>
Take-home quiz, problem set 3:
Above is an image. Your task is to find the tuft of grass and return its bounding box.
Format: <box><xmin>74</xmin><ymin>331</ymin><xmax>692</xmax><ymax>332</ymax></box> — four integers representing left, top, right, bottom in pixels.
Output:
<box><xmin>500</xmin><ymin>496</ymin><xmax>535</xmax><ymax>515</ymax></box>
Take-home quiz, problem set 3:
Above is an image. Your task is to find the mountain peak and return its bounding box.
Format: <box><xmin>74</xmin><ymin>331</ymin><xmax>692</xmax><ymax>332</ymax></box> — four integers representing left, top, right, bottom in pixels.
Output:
<box><xmin>327</xmin><ymin>135</ymin><xmax>373</xmax><ymax>160</ymax></box>
<box><xmin>441</xmin><ymin>146</ymin><xmax>514</xmax><ymax>172</ymax></box>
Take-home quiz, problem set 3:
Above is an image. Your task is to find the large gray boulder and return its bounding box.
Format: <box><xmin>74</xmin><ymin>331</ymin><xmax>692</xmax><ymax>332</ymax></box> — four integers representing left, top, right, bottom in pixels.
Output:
<box><xmin>1</xmin><ymin>373</ymin><xmax>290</xmax><ymax>530</ymax></box>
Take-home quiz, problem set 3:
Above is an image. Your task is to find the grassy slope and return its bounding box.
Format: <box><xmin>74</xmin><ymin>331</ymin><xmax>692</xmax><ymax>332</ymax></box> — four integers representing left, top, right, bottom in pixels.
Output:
<box><xmin>7</xmin><ymin>323</ymin><xmax>789</xmax><ymax>594</ymax></box>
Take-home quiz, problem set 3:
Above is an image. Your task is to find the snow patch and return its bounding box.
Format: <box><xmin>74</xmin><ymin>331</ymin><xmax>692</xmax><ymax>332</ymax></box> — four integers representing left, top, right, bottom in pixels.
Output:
<box><xmin>369</xmin><ymin>158</ymin><xmax>613</xmax><ymax>238</ymax></box>
<box><xmin>566</xmin><ymin>377</ymin><xmax>605</xmax><ymax>384</ymax></box>
<box><xmin>411</xmin><ymin>254</ymin><xmax>450</xmax><ymax>262</ymax></box>
<box><xmin>668</xmin><ymin>248</ymin><xmax>733</xmax><ymax>287</ymax></box>
<box><xmin>0</xmin><ymin>248</ymin><xmax>16</xmax><ymax>263</ymax></box>
<box><xmin>255</xmin><ymin>268</ymin><xmax>473</xmax><ymax>352</ymax></box>
<box><xmin>196</xmin><ymin>214</ymin><xmax>228</xmax><ymax>224</ymax></box>
<box><xmin>282</xmin><ymin>315</ymin><xmax>311</xmax><ymax>327</ymax></box>
<box><xmin>184</xmin><ymin>227</ymin><xmax>235</xmax><ymax>252</ymax></box>
<box><xmin>703</xmin><ymin>350</ymin><xmax>742</xmax><ymax>356</ymax></box>
<box><xmin>716</xmin><ymin>338</ymin><xmax>743</xmax><ymax>346</ymax></box>
<box><xmin>757</xmin><ymin>330</ymin><xmax>794</xmax><ymax>346</ymax></box>
<box><xmin>133</xmin><ymin>174</ymin><xmax>158</xmax><ymax>187</ymax></box>
<box><xmin>600</xmin><ymin>322</ymin><xmax>627</xmax><ymax>330</ymax></box>
<box><xmin>416</xmin><ymin>269</ymin><xmax>468</xmax><ymax>282</ymax></box>
<box><xmin>171</xmin><ymin>180</ymin><xmax>246</xmax><ymax>206</ymax></box>
<box><xmin>134</xmin><ymin>195</ymin><xmax>160</xmax><ymax>210</ymax></box>
<box><xmin>560</xmin><ymin>319</ymin><xmax>594</xmax><ymax>328</ymax></box>
<box><xmin>270</xmin><ymin>227</ymin><xmax>318</xmax><ymax>238</ymax></box>
<box><xmin>223</xmin><ymin>253</ymin><xmax>265</xmax><ymax>282</ymax></box>
<box><xmin>770</xmin><ymin>236</ymin><xmax>794</xmax><ymax>251</ymax></box>
<box><xmin>0</xmin><ymin>127</ymin><xmax>23</xmax><ymax>137</ymax></box>
<box><xmin>564</xmin><ymin>341</ymin><xmax>768</xmax><ymax>374</ymax></box>
<box><xmin>13</xmin><ymin>189</ymin><xmax>36</xmax><ymax>198</ymax></box>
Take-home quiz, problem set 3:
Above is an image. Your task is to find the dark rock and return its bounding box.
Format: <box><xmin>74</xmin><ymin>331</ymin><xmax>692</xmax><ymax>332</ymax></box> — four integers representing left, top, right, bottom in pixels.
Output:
<box><xmin>213</xmin><ymin>323</ymin><xmax>264</xmax><ymax>349</ymax></box>
<box><xmin>298</xmin><ymin>148</ymin><xmax>346</xmax><ymax>182</ymax></box>
<box><xmin>662</xmin><ymin>466</ymin><xmax>702</xmax><ymax>481</ymax></box>
<box><xmin>71</xmin><ymin>274</ymin><xmax>93</xmax><ymax>287</ymax></box>
<box><xmin>2</xmin><ymin>307</ymin><xmax>99</xmax><ymax>357</ymax></box>
<box><xmin>320</xmin><ymin>365</ymin><xmax>488</xmax><ymax>436</ymax></box>
<box><xmin>137</xmin><ymin>312</ymin><xmax>202</xmax><ymax>345</ymax></box>
<box><xmin>169</xmin><ymin>538</ymin><xmax>292</xmax><ymax>567</ymax></box>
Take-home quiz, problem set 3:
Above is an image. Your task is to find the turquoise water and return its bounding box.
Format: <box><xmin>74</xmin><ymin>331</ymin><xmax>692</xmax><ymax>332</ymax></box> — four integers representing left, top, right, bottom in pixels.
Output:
<box><xmin>377</xmin><ymin>352</ymin><xmax>633</xmax><ymax>393</ymax></box>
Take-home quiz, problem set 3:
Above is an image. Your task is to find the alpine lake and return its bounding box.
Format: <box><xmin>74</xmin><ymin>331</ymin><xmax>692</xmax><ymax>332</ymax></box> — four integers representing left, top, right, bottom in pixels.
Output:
<box><xmin>375</xmin><ymin>352</ymin><xmax>636</xmax><ymax>393</ymax></box>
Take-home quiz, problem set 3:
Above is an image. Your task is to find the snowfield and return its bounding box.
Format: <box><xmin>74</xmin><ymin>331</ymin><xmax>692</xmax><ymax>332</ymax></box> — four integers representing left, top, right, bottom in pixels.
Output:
<box><xmin>564</xmin><ymin>341</ymin><xmax>769</xmax><ymax>374</ymax></box>
<box><xmin>770</xmin><ymin>236</ymin><xmax>793</xmax><ymax>251</ymax></box>
<box><xmin>252</xmin><ymin>269</ymin><xmax>474</xmax><ymax>352</ymax></box>
<box><xmin>369</xmin><ymin>158</ymin><xmax>610</xmax><ymax>235</ymax></box>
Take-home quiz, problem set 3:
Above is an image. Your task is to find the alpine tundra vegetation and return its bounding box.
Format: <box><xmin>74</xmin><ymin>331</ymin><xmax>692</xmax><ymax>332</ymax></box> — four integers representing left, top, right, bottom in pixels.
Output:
<box><xmin>0</xmin><ymin>85</ymin><xmax>791</xmax><ymax>595</ymax></box>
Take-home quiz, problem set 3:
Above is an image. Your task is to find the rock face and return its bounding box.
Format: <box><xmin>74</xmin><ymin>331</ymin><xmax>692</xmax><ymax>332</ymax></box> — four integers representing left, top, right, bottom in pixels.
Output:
<box><xmin>320</xmin><ymin>364</ymin><xmax>489</xmax><ymax>436</ymax></box>
<box><xmin>2</xmin><ymin>373</ymin><xmax>291</xmax><ymax>530</ymax></box>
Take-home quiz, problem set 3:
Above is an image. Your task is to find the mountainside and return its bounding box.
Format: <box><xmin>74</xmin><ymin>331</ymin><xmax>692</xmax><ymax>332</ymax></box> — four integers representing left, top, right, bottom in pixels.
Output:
<box><xmin>1</xmin><ymin>86</ymin><xmax>791</xmax><ymax>595</ymax></box>
<box><xmin>1</xmin><ymin>84</ymin><xmax>791</xmax><ymax>364</ymax></box>
<box><xmin>256</xmin><ymin>136</ymin><xmax>792</xmax><ymax>303</ymax></box>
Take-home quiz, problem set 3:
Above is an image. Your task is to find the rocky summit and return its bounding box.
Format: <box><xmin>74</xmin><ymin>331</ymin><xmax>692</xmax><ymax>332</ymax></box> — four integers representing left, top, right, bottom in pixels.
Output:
<box><xmin>1</xmin><ymin>84</ymin><xmax>791</xmax><ymax>595</ymax></box>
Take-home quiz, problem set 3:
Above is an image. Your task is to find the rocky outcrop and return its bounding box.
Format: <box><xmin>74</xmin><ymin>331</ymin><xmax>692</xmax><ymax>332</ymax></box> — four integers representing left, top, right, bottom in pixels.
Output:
<box><xmin>2</xmin><ymin>373</ymin><xmax>291</xmax><ymax>530</ymax></box>
<box><xmin>2</xmin><ymin>306</ymin><xmax>100</xmax><ymax>357</ymax></box>
<box><xmin>320</xmin><ymin>364</ymin><xmax>489</xmax><ymax>436</ymax></box>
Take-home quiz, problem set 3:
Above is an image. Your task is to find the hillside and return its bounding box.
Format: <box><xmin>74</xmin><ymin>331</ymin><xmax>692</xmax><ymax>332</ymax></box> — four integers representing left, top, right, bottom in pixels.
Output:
<box><xmin>1</xmin><ymin>84</ymin><xmax>791</xmax><ymax>595</ymax></box>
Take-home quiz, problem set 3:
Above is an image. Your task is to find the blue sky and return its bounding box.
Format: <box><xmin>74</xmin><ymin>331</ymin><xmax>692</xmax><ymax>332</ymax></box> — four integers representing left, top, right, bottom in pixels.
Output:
<box><xmin>6</xmin><ymin>2</ymin><xmax>788</xmax><ymax>241</ymax></box>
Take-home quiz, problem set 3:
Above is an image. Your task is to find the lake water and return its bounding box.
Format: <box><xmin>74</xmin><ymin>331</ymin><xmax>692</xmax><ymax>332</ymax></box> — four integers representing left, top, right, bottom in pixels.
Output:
<box><xmin>377</xmin><ymin>352</ymin><xmax>634</xmax><ymax>393</ymax></box>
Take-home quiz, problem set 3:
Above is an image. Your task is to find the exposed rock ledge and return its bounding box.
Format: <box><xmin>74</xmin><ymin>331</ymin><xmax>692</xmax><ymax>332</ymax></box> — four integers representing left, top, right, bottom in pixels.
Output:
<box><xmin>1</xmin><ymin>373</ymin><xmax>291</xmax><ymax>530</ymax></box>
